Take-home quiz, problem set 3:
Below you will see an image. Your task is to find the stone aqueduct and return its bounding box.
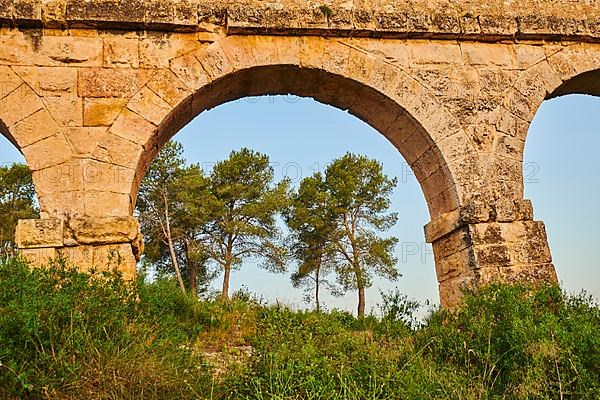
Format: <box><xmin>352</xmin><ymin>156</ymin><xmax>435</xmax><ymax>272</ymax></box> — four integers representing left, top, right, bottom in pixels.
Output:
<box><xmin>1</xmin><ymin>0</ymin><xmax>599</xmax><ymax>306</ymax></box>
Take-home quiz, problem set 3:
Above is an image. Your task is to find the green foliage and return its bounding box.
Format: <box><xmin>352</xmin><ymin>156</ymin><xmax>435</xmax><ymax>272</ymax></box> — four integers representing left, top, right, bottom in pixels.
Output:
<box><xmin>0</xmin><ymin>259</ymin><xmax>598</xmax><ymax>399</ymax></box>
<box><xmin>138</xmin><ymin>146</ymin><xmax>399</xmax><ymax>311</ymax></box>
<box><xmin>0</xmin><ymin>258</ymin><xmax>212</xmax><ymax>399</ymax></box>
<box><xmin>319</xmin><ymin>5</ymin><xmax>334</xmax><ymax>19</ymax></box>
<box><xmin>378</xmin><ymin>287</ymin><xmax>423</xmax><ymax>330</ymax></box>
<box><xmin>0</xmin><ymin>163</ymin><xmax>38</xmax><ymax>260</ymax></box>
<box><xmin>287</xmin><ymin>153</ymin><xmax>400</xmax><ymax>316</ymax></box>
<box><xmin>206</xmin><ymin>148</ymin><xmax>290</xmax><ymax>298</ymax></box>
<box><xmin>138</xmin><ymin>144</ymin><xmax>290</xmax><ymax>300</ymax></box>
<box><xmin>137</xmin><ymin>141</ymin><xmax>217</xmax><ymax>295</ymax></box>
<box><xmin>286</xmin><ymin>173</ymin><xmax>342</xmax><ymax>310</ymax></box>
<box><xmin>420</xmin><ymin>284</ymin><xmax>600</xmax><ymax>398</ymax></box>
<box><xmin>227</xmin><ymin>284</ymin><xmax>599</xmax><ymax>400</ymax></box>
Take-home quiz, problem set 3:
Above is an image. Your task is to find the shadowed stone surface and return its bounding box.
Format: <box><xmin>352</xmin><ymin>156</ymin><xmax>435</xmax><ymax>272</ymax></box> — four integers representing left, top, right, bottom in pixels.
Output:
<box><xmin>3</xmin><ymin>0</ymin><xmax>599</xmax><ymax>306</ymax></box>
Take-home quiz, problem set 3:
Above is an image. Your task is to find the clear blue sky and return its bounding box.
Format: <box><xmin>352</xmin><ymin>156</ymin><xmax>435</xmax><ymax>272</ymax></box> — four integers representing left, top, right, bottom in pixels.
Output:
<box><xmin>1</xmin><ymin>94</ymin><xmax>598</xmax><ymax>314</ymax></box>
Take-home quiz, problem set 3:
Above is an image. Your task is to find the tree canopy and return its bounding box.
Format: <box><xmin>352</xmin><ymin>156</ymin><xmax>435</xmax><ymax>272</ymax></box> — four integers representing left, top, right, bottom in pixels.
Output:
<box><xmin>135</xmin><ymin>145</ymin><xmax>400</xmax><ymax>314</ymax></box>
<box><xmin>287</xmin><ymin>153</ymin><xmax>400</xmax><ymax>317</ymax></box>
<box><xmin>205</xmin><ymin>148</ymin><xmax>290</xmax><ymax>299</ymax></box>
<box><xmin>137</xmin><ymin>142</ymin><xmax>217</xmax><ymax>295</ymax></box>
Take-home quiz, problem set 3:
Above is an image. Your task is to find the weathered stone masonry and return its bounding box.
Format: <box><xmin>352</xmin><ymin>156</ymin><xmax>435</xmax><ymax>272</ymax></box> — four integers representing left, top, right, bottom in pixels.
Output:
<box><xmin>2</xmin><ymin>0</ymin><xmax>599</xmax><ymax>306</ymax></box>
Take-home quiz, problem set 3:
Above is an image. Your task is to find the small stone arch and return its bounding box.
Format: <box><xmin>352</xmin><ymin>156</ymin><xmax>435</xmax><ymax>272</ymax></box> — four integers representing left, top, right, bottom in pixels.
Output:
<box><xmin>502</xmin><ymin>44</ymin><xmax>600</xmax><ymax>144</ymax></box>
<box><xmin>490</xmin><ymin>44</ymin><xmax>600</xmax><ymax>208</ymax></box>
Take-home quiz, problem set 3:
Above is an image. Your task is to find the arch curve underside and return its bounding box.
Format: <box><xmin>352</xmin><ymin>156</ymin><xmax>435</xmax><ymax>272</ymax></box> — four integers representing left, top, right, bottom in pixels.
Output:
<box><xmin>145</xmin><ymin>64</ymin><xmax>457</xmax><ymax>221</ymax></box>
<box><xmin>548</xmin><ymin>69</ymin><xmax>600</xmax><ymax>99</ymax></box>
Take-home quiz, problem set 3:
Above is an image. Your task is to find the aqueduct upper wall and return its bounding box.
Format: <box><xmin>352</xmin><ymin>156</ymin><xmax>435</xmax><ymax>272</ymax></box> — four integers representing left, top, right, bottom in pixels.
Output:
<box><xmin>1</xmin><ymin>0</ymin><xmax>600</xmax><ymax>42</ymax></box>
<box><xmin>2</xmin><ymin>0</ymin><xmax>599</xmax><ymax>306</ymax></box>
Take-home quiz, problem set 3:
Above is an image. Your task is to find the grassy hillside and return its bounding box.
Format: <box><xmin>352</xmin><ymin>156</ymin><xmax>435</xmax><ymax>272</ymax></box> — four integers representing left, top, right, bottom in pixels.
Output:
<box><xmin>0</xmin><ymin>258</ymin><xmax>598</xmax><ymax>399</ymax></box>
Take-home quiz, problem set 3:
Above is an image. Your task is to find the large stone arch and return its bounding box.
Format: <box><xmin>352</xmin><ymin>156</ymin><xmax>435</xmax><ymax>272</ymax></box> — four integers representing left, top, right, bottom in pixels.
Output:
<box><xmin>88</xmin><ymin>35</ymin><xmax>554</xmax><ymax>307</ymax></box>
<box><xmin>119</xmin><ymin>36</ymin><xmax>478</xmax><ymax>222</ymax></box>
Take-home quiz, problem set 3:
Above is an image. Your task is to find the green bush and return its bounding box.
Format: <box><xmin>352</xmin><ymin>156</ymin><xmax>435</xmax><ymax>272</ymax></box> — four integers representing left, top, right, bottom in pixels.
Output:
<box><xmin>0</xmin><ymin>257</ymin><xmax>598</xmax><ymax>399</ymax></box>
<box><xmin>224</xmin><ymin>285</ymin><xmax>599</xmax><ymax>399</ymax></box>
<box><xmin>0</xmin><ymin>258</ymin><xmax>212</xmax><ymax>399</ymax></box>
<box><xmin>421</xmin><ymin>284</ymin><xmax>600</xmax><ymax>399</ymax></box>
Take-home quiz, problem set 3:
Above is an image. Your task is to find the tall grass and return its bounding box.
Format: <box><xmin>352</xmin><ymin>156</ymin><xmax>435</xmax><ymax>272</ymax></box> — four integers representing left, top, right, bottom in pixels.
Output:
<box><xmin>0</xmin><ymin>257</ymin><xmax>598</xmax><ymax>399</ymax></box>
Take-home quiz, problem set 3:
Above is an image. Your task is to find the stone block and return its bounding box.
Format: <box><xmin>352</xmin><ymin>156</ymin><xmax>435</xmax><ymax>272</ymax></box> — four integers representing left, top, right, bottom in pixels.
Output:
<box><xmin>21</xmin><ymin>133</ymin><xmax>73</xmax><ymax>170</ymax></box>
<box><xmin>32</xmin><ymin>160</ymin><xmax>85</xmax><ymax>196</ymax></box>
<box><xmin>478</xmin><ymin>15</ymin><xmax>517</xmax><ymax>37</ymax></box>
<box><xmin>83</xmin><ymin>191</ymin><xmax>133</xmax><ymax>217</ymax></box>
<box><xmin>91</xmin><ymin>132</ymin><xmax>143</xmax><ymax>168</ymax></box>
<box><xmin>127</xmin><ymin>86</ymin><xmax>173</xmax><ymax>126</ymax></box>
<box><xmin>146</xmin><ymin>70</ymin><xmax>191</xmax><ymax>107</ymax></box>
<box><xmin>432</xmin><ymin>225</ymin><xmax>472</xmax><ymax>262</ymax></box>
<box><xmin>427</xmin><ymin>187</ymin><xmax>457</xmax><ymax>220</ymax></box>
<box><xmin>64</xmin><ymin>127</ymin><xmax>105</xmax><ymax>157</ymax></box>
<box><xmin>169</xmin><ymin>51</ymin><xmax>212</xmax><ymax>91</ymax></box>
<box><xmin>78</xmin><ymin>68</ymin><xmax>152</xmax><ymax>98</ymax></box>
<box><xmin>68</xmin><ymin>216</ymin><xmax>140</xmax><ymax>245</ymax></box>
<box><xmin>424</xmin><ymin>209</ymin><xmax>461</xmax><ymax>243</ymax></box>
<box><xmin>195</xmin><ymin>43</ymin><xmax>234</xmax><ymax>80</ymax></box>
<box><xmin>41</xmin><ymin>0</ymin><xmax>68</xmax><ymax>28</ymax></box>
<box><xmin>435</xmin><ymin>246</ymin><xmax>475</xmax><ymax>283</ymax></box>
<box><xmin>0</xmin><ymin>65</ymin><xmax>23</xmax><ymax>100</ymax></box>
<box><xmin>103</xmin><ymin>37</ymin><xmax>139</xmax><ymax>68</ymax></box>
<box><xmin>420</xmin><ymin>166</ymin><xmax>453</xmax><ymax>201</ymax></box>
<box><xmin>13</xmin><ymin>0</ymin><xmax>42</xmax><ymax>25</ymax></box>
<box><xmin>37</xmin><ymin>190</ymin><xmax>85</xmax><ymax>218</ymax></box>
<box><xmin>108</xmin><ymin>108</ymin><xmax>156</xmax><ymax>146</ymax></box>
<box><xmin>83</xmin><ymin>98</ymin><xmax>128</xmax><ymax>126</ymax></box>
<box><xmin>173</xmin><ymin>0</ymin><xmax>198</xmax><ymax>27</ymax></box>
<box><xmin>12</xmin><ymin>66</ymin><xmax>77</xmax><ymax>97</ymax></box>
<box><xmin>44</xmin><ymin>95</ymin><xmax>83</xmax><ymax>127</ymax></box>
<box><xmin>140</xmin><ymin>34</ymin><xmax>202</xmax><ymax>68</ymax></box>
<box><xmin>411</xmin><ymin>148</ymin><xmax>440</xmax><ymax>181</ymax></box>
<box><xmin>11</xmin><ymin>108</ymin><xmax>58</xmax><ymax>148</ymax></box>
<box><xmin>93</xmin><ymin>243</ymin><xmax>137</xmax><ymax>279</ymax></box>
<box><xmin>503</xmin><ymin>89</ymin><xmax>535</xmax><ymax>122</ymax></box>
<box><xmin>0</xmin><ymin>0</ymin><xmax>13</xmax><ymax>23</ymax></box>
<box><xmin>220</xmin><ymin>36</ymin><xmax>257</xmax><ymax>71</ymax></box>
<box><xmin>473</xmin><ymin>244</ymin><xmax>511</xmax><ymax>268</ymax></box>
<box><xmin>65</xmin><ymin>0</ymin><xmax>146</xmax><ymax>29</ymax></box>
<box><xmin>409</xmin><ymin>41</ymin><xmax>462</xmax><ymax>65</ymax></box>
<box><xmin>19</xmin><ymin>247</ymin><xmax>57</xmax><ymax>266</ymax></box>
<box><xmin>438</xmin><ymin>272</ymin><xmax>477</xmax><ymax>308</ymax></box>
<box><xmin>37</xmin><ymin>35</ymin><xmax>103</xmax><ymax>66</ymax></box>
<box><xmin>59</xmin><ymin>245</ymin><xmax>94</xmax><ymax>270</ymax></box>
<box><xmin>461</xmin><ymin>42</ymin><xmax>512</xmax><ymax>67</ymax></box>
<box><xmin>16</xmin><ymin>218</ymin><xmax>63</xmax><ymax>249</ymax></box>
<box><xmin>81</xmin><ymin>159</ymin><xmax>135</xmax><ymax>194</ymax></box>
<box><xmin>143</xmin><ymin>0</ymin><xmax>174</xmax><ymax>29</ymax></box>
<box><xmin>513</xmin><ymin>45</ymin><xmax>547</xmax><ymax>69</ymax></box>
<box><xmin>0</xmin><ymin>84</ymin><xmax>44</xmax><ymax>127</ymax></box>
<box><xmin>499</xmin><ymin>263</ymin><xmax>558</xmax><ymax>285</ymax></box>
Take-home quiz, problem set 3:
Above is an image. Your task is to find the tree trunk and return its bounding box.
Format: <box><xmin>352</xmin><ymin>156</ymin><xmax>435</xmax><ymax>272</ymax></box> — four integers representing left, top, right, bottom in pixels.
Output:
<box><xmin>189</xmin><ymin>262</ymin><xmax>197</xmax><ymax>297</ymax></box>
<box><xmin>221</xmin><ymin>264</ymin><xmax>231</xmax><ymax>300</ymax></box>
<box><xmin>167</xmin><ymin>234</ymin><xmax>186</xmax><ymax>294</ymax></box>
<box><xmin>163</xmin><ymin>193</ymin><xmax>186</xmax><ymax>294</ymax></box>
<box><xmin>353</xmin><ymin>258</ymin><xmax>366</xmax><ymax>318</ymax></box>
<box><xmin>357</xmin><ymin>286</ymin><xmax>366</xmax><ymax>318</ymax></box>
<box><xmin>315</xmin><ymin>270</ymin><xmax>320</xmax><ymax>313</ymax></box>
